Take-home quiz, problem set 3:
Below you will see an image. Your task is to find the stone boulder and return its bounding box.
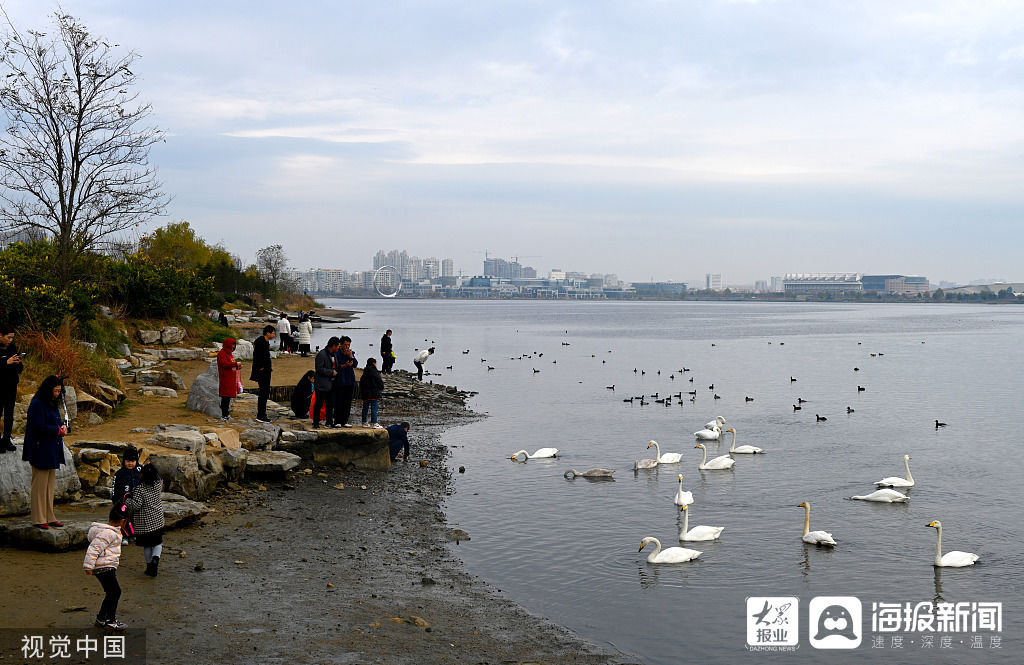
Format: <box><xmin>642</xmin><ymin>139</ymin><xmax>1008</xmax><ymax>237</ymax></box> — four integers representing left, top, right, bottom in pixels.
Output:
<box><xmin>240</xmin><ymin>428</ymin><xmax>278</xmax><ymax>450</ymax></box>
<box><xmin>146</xmin><ymin>451</ymin><xmax>211</xmax><ymax>500</ymax></box>
<box><xmin>211</xmin><ymin>428</ymin><xmax>241</xmax><ymax>450</ymax></box>
<box><xmin>156</xmin><ymin>348</ymin><xmax>203</xmax><ymax>361</ymax></box>
<box><xmin>245</xmin><ymin>450</ymin><xmax>301</xmax><ymax>477</ymax></box>
<box><xmin>233</xmin><ymin>338</ymin><xmax>254</xmax><ymax>360</ymax></box>
<box><xmin>186</xmin><ymin>363</ymin><xmax>223</xmax><ymax>419</ymax></box>
<box><xmin>161</xmin><ymin>492</ymin><xmax>211</xmax><ymax>529</ymax></box>
<box><xmin>154</xmin><ymin>370</ymin><xmax>185</xmax><ymax>390</ymax></box>
<box><xmin>138</xmin><ymin>387</ymin><xmax>178</xmax><ymax>398</ymax></box>
<box><xmin>74</xmin><ymin>390</ymin><xmax>113</xmax><ymax>417</ymax></box>
<box><xmin>0</xmin><ymin>444</ymin><xmax>82</xmax><ymax>516</ymax></box>
<box><xmin>215</xmin><ymin>447</ymin><xmax>248</xmax><ymax>483</ymax></box>
<box><xmin>161</xmin><ymin>326</ymin><xmax>186</xmax><ymax>344</ymax></box>
<box><xmin>137</xmin><ymin>329</ymin><xmax>162</xmax><ymax>344</ymax></box>
<box><xmin>146</xmin><ymin>430</ymin><xmax>206</xmax><ymax>455</ymax></box>
<box><xmin>84</xmin><ymin>380</ymin><xmax>126</xmax><ymax>407</ymax></box>
<box><xmin>117</xmin><ymin>343</ymin><xmax>132</xmax><ymax>357</ymax></box>
<box><xmin>276</xmin><ymin>428</ymin><xmax>391</xmax><ymax>471</ymax></box>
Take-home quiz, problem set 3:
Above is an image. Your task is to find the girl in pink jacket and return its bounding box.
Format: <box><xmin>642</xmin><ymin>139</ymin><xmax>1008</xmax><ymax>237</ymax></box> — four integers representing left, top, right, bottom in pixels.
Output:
<box><xmin>83</xmin><ymin>505</ymin><xmax>128</xmax><ymax>631</ymax></box>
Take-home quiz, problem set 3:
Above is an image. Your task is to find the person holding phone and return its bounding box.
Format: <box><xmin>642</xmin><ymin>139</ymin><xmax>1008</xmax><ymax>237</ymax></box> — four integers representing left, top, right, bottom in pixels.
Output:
<box><xmin>0</xmin><ymin>323</ymin><xmax>24</xmax><ymax>452</ymax></box>
<box><xmin>22</xmin><ymin>375</ymin><xmax>69</xmax><ymax>528</ymax></box>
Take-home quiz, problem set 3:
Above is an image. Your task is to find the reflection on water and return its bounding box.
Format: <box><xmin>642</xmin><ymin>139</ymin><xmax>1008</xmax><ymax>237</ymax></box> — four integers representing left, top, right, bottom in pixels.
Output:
<box><xmin>318</xmin><ymin>300</ymin><xmax>1023</xmax><ymax>665</ymax></box>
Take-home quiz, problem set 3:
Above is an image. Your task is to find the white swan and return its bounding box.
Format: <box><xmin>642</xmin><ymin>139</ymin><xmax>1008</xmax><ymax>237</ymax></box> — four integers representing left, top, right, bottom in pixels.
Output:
<box><xmin>510</xmin><ymin>448</ymin><xmax>558</xmax><ymax>461</ymax></box>
<box><xmin>633</xmin><ymin>457</ymin><xmax>659</xmax><ymax>470</ymax></box>
<box><xmin>695</xmin><ymin>443</ymin><xmax>734</xmax><ymax>470</ymax></box>
<box><xmin>875</xmin><ymin>455</ymin><xmax>914</xmax><ymax>487</ymax></box>
<box><xmin>639</xmin><ymin>536</ymin><xmax>702</xmax><ymax>563</ymax></box>
<box><xmin>648</xmin><ymin>440</ymin><xmax>682</xmax><ymax>464</ymax></box>
<box><xmin>679</xmin><ymin>504</ymin><xmax>724</xmax><ymax>541</ymax></box>
<box><xmin>851</xmin><ymin>488</ymin><xmax>909</xmax><ymax>502</ymax></box>
<box><xmin>725</xmin><ymin>428</ymin><xmax>763</xmax><ymax>454</ymax></box>
<box><xmin>673</xmin><ymin>474</ymin><xmax>693</xmax><ymax>507</ymax></box>
<box><xmin>798</xmin><ymin>501</ymin><xmax>836</xmax><ymax>545</ymax></box>
<box><xmin>564</xmin><ymin>468</ymin><xmax>615</xmax><ymax>479</ymax></box>
<box><xmin>693</xmin><ymin>424</ymin><xmax>721</xmax><ymax>441</ymax></box>
<box><xmin>705</xmin><ymin>416</ymin><xmax>726</xmax><ymax>430</ymax></box>
<box><xmin>927</xmin><ymin>521</ymin><xmax>979</xmax><ymax>567</ymax></box>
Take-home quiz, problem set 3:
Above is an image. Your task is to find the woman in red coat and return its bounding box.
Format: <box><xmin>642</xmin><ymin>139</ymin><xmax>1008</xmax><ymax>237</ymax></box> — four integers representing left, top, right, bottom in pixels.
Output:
<box><xmin>217</xmin><ymin>338</ymin><xmax>242</xmax><ymax>420</ymax></box>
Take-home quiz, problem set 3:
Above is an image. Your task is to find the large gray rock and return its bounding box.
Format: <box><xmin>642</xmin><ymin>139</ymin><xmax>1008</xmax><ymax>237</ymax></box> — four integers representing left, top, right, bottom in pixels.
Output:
<box><xmin>233</xmin><ymin>338</ymin><xmax>254</xmax><ymax>360</ymax></box>
<box><xmin>245</xmin><ymin>450</ymin><xmax>301</xmax><ymax>477</ymax></box>
<box><xmin>276</xmin><ymin>428</ymin><xmax>391</xmax><ymax>471</ymax></box>
<box><xmin>161</xmin><ymin>492</ymin><xmax>211</xmax><ymax>529</ymax></box>
<box><xmin>146</xmin><ymin>451</ymin><xmax>211</xmax><ymax>500</ymax></box>
<box><xmin>0</xmin><ymin>444</ymin><xmax>82</xmax><ymax>516</ymax></box>
<box><xmin>137</xmin><ymin>329</ymin><xmax>162</xmax><ymax>344</ymax></box>
<box><xmin>240</xmin><ymin>429</ymin><xmax>278</xmax><ymax>450</ymax></box>
<box><xmin>216</xmin><ymin>448</ymin><xmax>248</xmax><ymax>483</ymax></box>
<box><xmin>161</xmin><ymin>326</ymin><xmax>186</xmax><ymax>344</ymax></box>
<box><xmin>155</xmin><ymin>370</ymin><xmax>185</xmax><ymax>390</ymax></box>
<box><xmin>155</xmin><ymin>348</ymin><xmax>202</xmax><ymax>361</ymax></box>
<box><xmin>186</xmin><ymin>363</ymin><xmax>223</xmax><ymax>419</ymax></box>
<box><xmin>63</xmin><ymin>386</ymin><xmax>79</xmax><ymax>422</ymax></box>
<box><xmin>146</xmin><ymin>430</ymin><xmax>206</xmax><ymax>455</ymax></box>
<box><xmin>138</xmin><ymin>386</ymin><xmax>178</xmax><ymax>398</ymax></box>
<box><xmin>117</xmin><ymin>343</ymin><xmax>132</xmax><ymax>357</ymax></box>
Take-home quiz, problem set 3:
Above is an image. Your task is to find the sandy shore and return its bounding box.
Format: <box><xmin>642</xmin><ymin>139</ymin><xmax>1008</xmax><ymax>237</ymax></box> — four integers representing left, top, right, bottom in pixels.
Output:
<box><xmin>2</xmin><ymin>355</ymin><xmax>637</xmax><ymax>663</ymax></box>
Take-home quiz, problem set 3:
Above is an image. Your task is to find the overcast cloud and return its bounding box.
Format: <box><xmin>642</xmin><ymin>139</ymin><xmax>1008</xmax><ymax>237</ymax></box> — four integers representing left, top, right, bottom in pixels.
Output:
<box><xmin>3</xmin><ymin>1</ymin><xmax>1022</xmax><ymax>286</ymax></box>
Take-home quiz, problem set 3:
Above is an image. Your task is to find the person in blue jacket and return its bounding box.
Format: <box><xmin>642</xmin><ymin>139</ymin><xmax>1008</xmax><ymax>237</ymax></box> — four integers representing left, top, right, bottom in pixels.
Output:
<box><xmin>333</xmin><ymin>335</ymin><xmax>358</xmax><ymax>427</ymax></box>
<box><xmin>22</xmin><ymin>375</ymin><xmax>69</xmax><ymax>529</ymax></box>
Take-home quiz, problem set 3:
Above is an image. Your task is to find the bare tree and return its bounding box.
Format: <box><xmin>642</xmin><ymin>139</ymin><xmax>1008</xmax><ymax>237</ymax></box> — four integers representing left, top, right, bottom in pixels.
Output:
<box><xmin>256</xmin><ymin>244</ymin><xmax>295</xmax><ymax>299</ymax></box>
<box><xmin>0</xmin><ymin>12</ymin><xmax>166</xmax><ymax>287</ymax></box>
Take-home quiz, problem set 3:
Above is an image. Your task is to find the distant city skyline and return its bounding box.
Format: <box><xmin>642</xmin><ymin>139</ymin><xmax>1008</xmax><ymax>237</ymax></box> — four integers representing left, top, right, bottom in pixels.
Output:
<box><xmin>3</xmin><ymin>2</ymin><xmax>1021</xmax><ymax>285</ymax></box>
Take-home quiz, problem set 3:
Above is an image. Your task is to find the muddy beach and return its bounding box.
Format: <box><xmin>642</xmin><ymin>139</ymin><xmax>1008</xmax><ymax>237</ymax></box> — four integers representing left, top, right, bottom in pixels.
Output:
<box><xmin>2</xmin><ymin>391</ymin><xmax>636</xmax><ymax>664</ymax></box>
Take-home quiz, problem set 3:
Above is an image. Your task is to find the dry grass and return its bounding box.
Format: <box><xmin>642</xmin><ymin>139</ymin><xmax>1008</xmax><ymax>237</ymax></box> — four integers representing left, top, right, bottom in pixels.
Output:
<box><xmin>19</xmin><ymin>317</ymin><xmax>99</xmax><ymax>390</ymax></box>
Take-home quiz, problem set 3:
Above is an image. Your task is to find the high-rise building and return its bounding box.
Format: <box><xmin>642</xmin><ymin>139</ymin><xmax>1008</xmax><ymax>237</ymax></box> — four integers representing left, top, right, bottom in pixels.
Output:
<box><xmin>441</xmin><ymin>258</ymin><xmax>454</xmax><ymax>277</ymax></box>
<box><xmin>705</xmin><ymin>273</ymin><xmax>723</xmax><ymax>290</ymax></box>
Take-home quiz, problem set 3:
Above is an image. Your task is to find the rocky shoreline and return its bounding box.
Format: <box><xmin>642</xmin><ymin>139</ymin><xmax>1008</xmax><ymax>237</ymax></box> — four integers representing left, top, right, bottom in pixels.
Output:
<box><xmin>1</xmin><ymin>365</ymin><xmax>636</xmax><ymax>663</ymax></box>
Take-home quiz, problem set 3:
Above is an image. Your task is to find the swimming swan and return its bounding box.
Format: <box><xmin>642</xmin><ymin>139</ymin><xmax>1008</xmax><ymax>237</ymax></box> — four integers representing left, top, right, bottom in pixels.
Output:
<box><xmin>705</xmin><ymin>416</ymin><xmax>726</xmax><ymax>430</ymax></box>
<box><xmin>875</xmin><ymin>455</ymin><xmax>914</xmax><ymax>487</ymax></box>
<box><xmin>564</xmin><ymin>468</ymin><xmax>615</xmax><ymax>479</ymax></box>
<box><xmin>927</xmin><ymin>521</ymin><xmax>979</xmax><ymax>567</ymax></box>
<box><xmin>725</xmin><ymin>428</ymin><xmax>763</xmax><ymax>454</ymax></box>
<box><xmin>510</xmin><ymin>448</ymin><xmax>558</xmax><ymax>461</ymax></box>
<box><xmin>851</xmin><ymin>489</ymin><xmax>909</xmax><ymax>502</ymax></box>
<box><xmin>797</xmin><ymin>501</ymin><xmax>836</xmax><ymax>545</ymax></box>
<box><xmin>693</xmin><ymin>424</ymin><xmax>722</xmax><ymax>441</ymax></box>
<box><xmin>695</xmin><ymin>443</ymin><xmax>734</xmax><ymax>470</ymax></box>
<box><xmin>633</xmin><ymin>457</ymin><xmax>659</xmax><ymax>470</ymax></box>
<box><xmin>674</xmin><ymin>474</ymin><xmax>694</xmax><ymax>507</ymax></box>
<box><xmin>679</xmin><ymin>504</ymin><xmax>724</xmax><ymax>541</ymax></box>
<box><xmin>648</xmin><ymin>440</ymin><xmax>683</xmax><ymax>464</ymax></box>
<box><xmin>639</xmin><ymin>536</ymin><xmax>702</xmax><ymax>563</ymax></box>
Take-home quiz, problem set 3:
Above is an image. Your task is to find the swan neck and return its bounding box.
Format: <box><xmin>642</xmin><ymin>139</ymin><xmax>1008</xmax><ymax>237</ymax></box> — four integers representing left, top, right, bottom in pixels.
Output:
<box><xmin>802</xmin><ymin>505</ymin><xmax>810</xmax><ymax>536</ymax></box>
<box><xmin>905</xmin><ymin>458</ymin><xmax>913</xmax><ymax>483</ymax></box>
<box><xmin>682</xmin><ymin>507</ymin><xmax>689</xmax><ymax>534</ymax></box>
<box><xmin>652</xmin><ymin>442</ymin><xmax>660</xmax><ymax>456</ymax></box>
<box><xmin>729</xmin><ymin>430</ymin><xmax>736</xmax><ymax>452</ymax></box>
<box><xmin>700</xmin><ymin>446</ymin><xmax>707</xmax><ymax>465</ymax></box>
<box><xmin>935</xmin><ymin>526</ymin><xmax>943</xmax><ymax>564</ymax></box>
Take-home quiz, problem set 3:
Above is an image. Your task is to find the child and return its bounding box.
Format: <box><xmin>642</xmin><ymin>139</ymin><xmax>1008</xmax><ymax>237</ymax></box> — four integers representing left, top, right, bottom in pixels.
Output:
<box><xmin>359</xmin><ymin>357</ymin><xmax>384</xmax><ymax>428</ymax></box>
<box><xmin>126</xmin><ymin>463</ymin><xmax>165</xmax><ymax>577</ymax></box>
<box><xmin>290</xmin><ymin>371</ymin><xmax>315</xmax><ymax>419</ymax></box>
<box><xmin>84</xmin><ymin>505</ymin><xmax>128</xmax><ymax>631</ymax></box>
<box><xmin>111</xmin><ymin>447</ymin><xmax>141</xmax><ymax>545</ymax></box>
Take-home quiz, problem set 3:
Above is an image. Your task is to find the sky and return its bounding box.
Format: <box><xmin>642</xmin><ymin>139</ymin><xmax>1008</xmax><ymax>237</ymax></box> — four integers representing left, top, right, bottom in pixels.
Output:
<box><xmin>2</xmin><ymin>1</ymin><xmax>1023</xmax><ymax>286</ymax></box>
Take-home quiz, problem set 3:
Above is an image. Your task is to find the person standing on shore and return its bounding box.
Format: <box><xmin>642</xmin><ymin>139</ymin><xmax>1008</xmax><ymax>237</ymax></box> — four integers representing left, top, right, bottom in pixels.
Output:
<box><xmin>251</xmin><ymin>325</ymin><xmax>275</xmax><ymax>423</ymax></box>
<box><xmin>217</xmin><ymin>338</ymin><xmax>242</xmax><ymax>420</ymax></box>
<box><xmin>126</xmin><ymin>463</ymin><xmax>165</xmax><ymax>577</ymax></box>
<box><xmin>333</xmin><ymin>335</ymin><xmax>358</xmax><ymax>427</ymax></box>
<box><xmin>294</xmin><ymin>314</ymin><xmax>313</xmax><ymax>357</ymax></box>
<box><xmin>413</xmin><ymin>347</ymin><xmax>434</xmax><ymax>381</ymax></box>
<box><xmin>359</xmin><ymin>357</ymin><xmax>384</xmax><ymax>428</ymax></box>
<box><xmin>22</xmin><ymin>375</ymin><xmax>69</xmax><ymax>529</ymax></box>
<box><xmin>380</xmin><ymin>329</ymin><xmax>394</xmax><ymax>374</ymax></box>
<box><xmin>386</xmin><ymin>422</ymin><xmax>411</xmax><ymax>461</ymax></box>
<box><xmin>83</xmin><ymin>504</ymin><xmax>129</xmax><ymax>631</ymax></box>
<box><xmin>276</xmin><ymin>313</ymin><xmax>291</xmax><ymax>353</ymax></box>
<box><xmin>312</xmin><ymin>337</ymin><xmax>340</xmax><ymax>429</ymax></box>
<box><xmin>0</xmin><ymin>324</ymin><xmax>24</xmax><ymax>452</ymax></box>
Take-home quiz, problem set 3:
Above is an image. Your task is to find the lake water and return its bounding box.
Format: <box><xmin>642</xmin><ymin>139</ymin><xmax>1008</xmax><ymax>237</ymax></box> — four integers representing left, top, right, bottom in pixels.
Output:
<box><xmin>315</xmin><ymin>299</ymin><xmax>1021</xmax><ymax>664</ymax></box>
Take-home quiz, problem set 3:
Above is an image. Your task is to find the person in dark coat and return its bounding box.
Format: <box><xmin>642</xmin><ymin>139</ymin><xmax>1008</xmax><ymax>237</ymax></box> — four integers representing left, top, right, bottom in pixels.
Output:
<box><xmin>312</xmin><ymin>337</ymin><xmax>340</xmax><ymax>429</ymax></box>
<box><xmin>380</xmin><ymin>329</ymin><xmax>394</xmax><ymax>374</ymax></box>
<box><xmin>22</xmin><ymin>375</ymin><xmax>69</xmax><ymax>528</ymax></box>
<box><xmin>386</xmin><ymin>422</ymin><xmax>411</xmax><ymax>461</ymax></box>
<box><xmin>126</xmin><ymin>463</ymin><xmax>165</xmax><ymax>577</ymax></box>
<box><xmin>110</xmin><ymin>447</ymin><xmax>141</xmax><ymax>544</ymax></box>
<box><xmin>359</xmin><ymin>357</ymin><xmax>384</xmax><ymax>428</ymax></box>
<box><xmin>290</xmin><ymin>371</ymin><xmax>315</xmax><ymax>419</ymax></box>
<box><xmin>250</xmin><ymin>325</ymin><xmax>275</xmax><ymax>422</ymax></box>
<box><xmin>333</xmin><ymin>335</ymin><xmax>358</xmax><ymax>427</ymax></box>
<box><xmin>0</xmin><ymin>323</ymin><xmax>24</xmax><ymax>452</ymax></box>
<box><xmin>217</xmin><ymin>338</ymin><xmax>242</xmax><ymax>419</ymax></box>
